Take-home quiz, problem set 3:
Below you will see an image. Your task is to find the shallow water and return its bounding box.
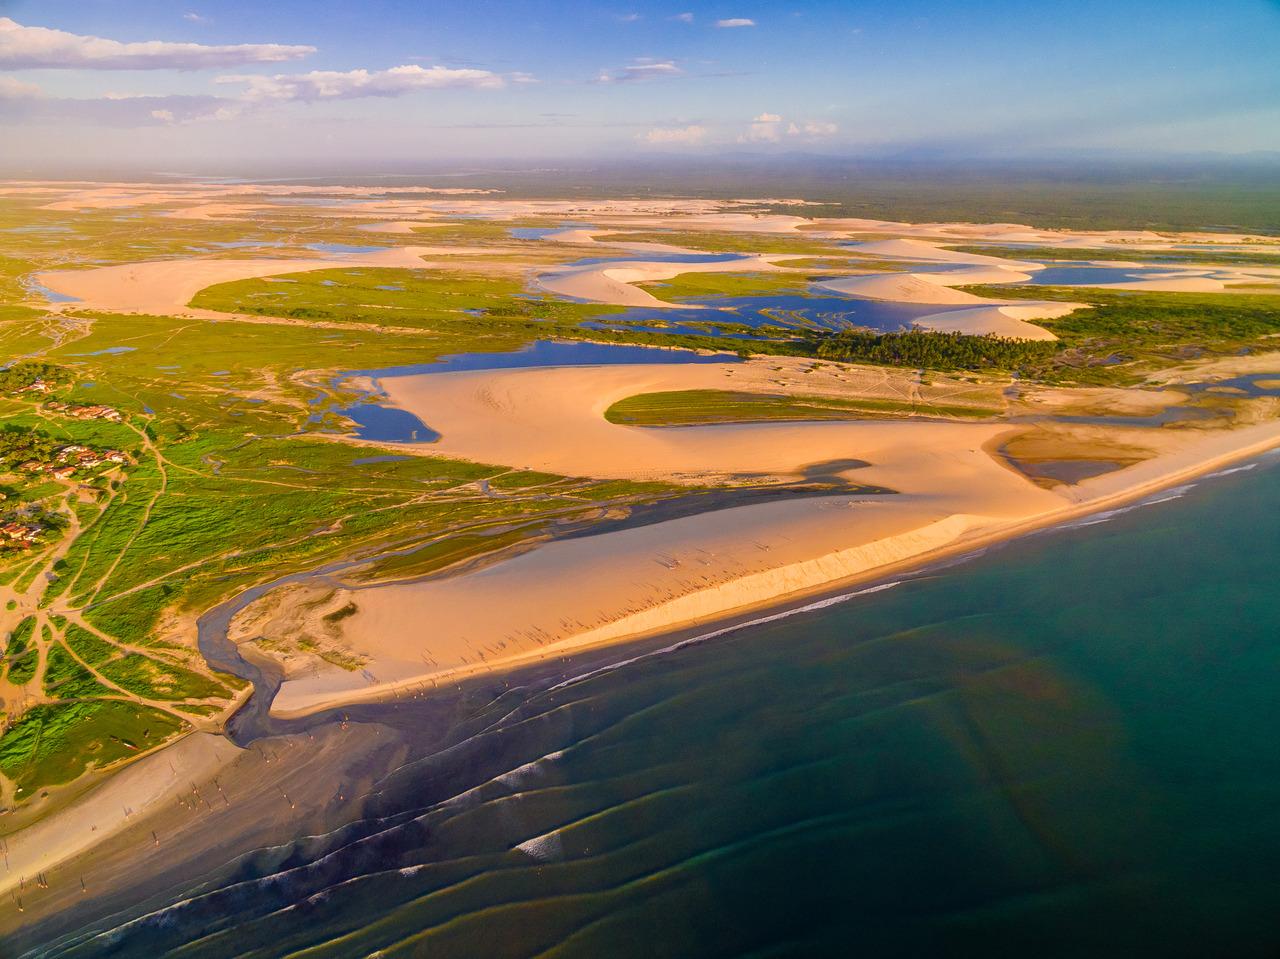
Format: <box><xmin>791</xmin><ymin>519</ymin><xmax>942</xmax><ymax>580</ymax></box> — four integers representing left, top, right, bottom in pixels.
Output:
<box><xmin>596</xmin><ymin>288</ymin><xmax>967</xmax><ymax>336</ymax></box>
<box><xmin>26</xmin><ymin>453</ymin><xmax>1280</xmax><ymax>959</ymax></box>
<box><xmin>352</xmin><ymin>338</ymin><xmax>742</xmax><ymax>381</ymax></box>
<box><xmin>1027</xmin><ymin>264</ymin><xmax>1165</xmax><ymax>285</ymax></box>
<box><xmin>305</xmin><ymin>242</ymin><xmax>391</xmax><ymax>255</ymax></box>
<box><xmin>21</xmin><ymin>277</ymin><xmax>82</xmax><ymax>304</ymax></box>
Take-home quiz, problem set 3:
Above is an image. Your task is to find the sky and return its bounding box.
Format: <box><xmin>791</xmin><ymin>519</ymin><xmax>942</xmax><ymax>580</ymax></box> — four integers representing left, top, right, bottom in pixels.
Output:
<box><xmin>1</xmin><ymin>0</ymin><xmax>1278</xmax><ymax>170</ymax></box>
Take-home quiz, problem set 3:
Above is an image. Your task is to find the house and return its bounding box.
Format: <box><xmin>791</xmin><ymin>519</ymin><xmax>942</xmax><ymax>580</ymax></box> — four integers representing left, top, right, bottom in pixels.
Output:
<box><xmin>50</xmin><ymin>465</ymin><xmax>76</xmax><ymax>480</ymax></box>
<box><xmin>1</xmin><ymin>522</ymin><xmax>41</xmax><ymax>543</ymax></box>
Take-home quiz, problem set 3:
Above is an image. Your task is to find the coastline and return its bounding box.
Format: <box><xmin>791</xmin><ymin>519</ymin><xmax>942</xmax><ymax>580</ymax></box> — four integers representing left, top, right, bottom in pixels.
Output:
<box><xmin>262</xmin><ymin>413</ymin><xmax>1280</xmax><ymax>719</ymax></box>
<box><xmin>4</xmin><ymin>423</ymin><xmax>1277</xmax><ymax>937</ymax></box>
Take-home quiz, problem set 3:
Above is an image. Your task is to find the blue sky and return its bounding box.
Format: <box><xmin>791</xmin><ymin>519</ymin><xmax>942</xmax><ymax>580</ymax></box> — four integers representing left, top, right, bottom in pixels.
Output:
<box><xmin>1</xmin><ymin>0</ymin><xmax>1278</xmax><ymax>167</ymax></box>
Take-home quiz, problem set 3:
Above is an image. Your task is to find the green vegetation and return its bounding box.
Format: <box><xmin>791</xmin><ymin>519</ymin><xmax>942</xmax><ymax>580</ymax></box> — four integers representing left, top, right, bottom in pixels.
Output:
<box><xmin>355</xmin><ymin>528</ymin><xmax>537</xmax><ymax>582</ymax></box>
<box><xmin>0</xmin><ymin>361</ymin><xmax>69</xmax><ymax>392</ymax></box>
<box><xmin>639</xmin><ymin>271</ymin><xmax>814</xmax><ymax>301</ymax></box>
<box><xmin>96</xmin><ymin>653</ymin><xmax>230</xmax><ymax>702</ymax></box>
<box><xmin>605</xmin><ymin>389</ymin><xmax>998</xmax><ymax>426</ymax></box>
<box><xmin>0</xmin><ymin>424</ymin><xmax>64</xmax><ymax>469</ymax></box>
<box><xmin>42</xmin><ymin>642</ymin><xmax>113</xmax><ymax>700</ymax></box>
<box><xmin>0</xmin><ymin>700</ymin><xmax>186</xmax><ymax>794</ymax></box>
<box><xmin>808</xmin><ymin>329</ymin><xmax>1056</xmax><ymax>371</ymax></box>
<box><xmin>64</xmin><ymin>622</ymin><xmax>118</xmax><ymax>664</ymax></box>
<box><xmin>4</xmin><ymin>615</ymin><xmax>35</xmax><ymax>656</ymax></box>
<box><xmin>946</xmin><ymin>245</ymin><xmax>1280</xmax><ymax>268</ymax></box>
<box><xmin>190</xmin><ymin>267</ymin><xmax>619</xmax><ymax>331</ymax></box>
<box><xmin>958</xmin><ymin>286</ymin><xmax>1280</xmax><ymax>383</ymax></box>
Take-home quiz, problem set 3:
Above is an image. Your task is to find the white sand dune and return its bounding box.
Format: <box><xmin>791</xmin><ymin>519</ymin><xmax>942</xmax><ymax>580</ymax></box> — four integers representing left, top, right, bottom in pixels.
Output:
<box><xmin>535</xmin><ymin>254</ymin><xmax>787</xmax><ymax>309</ymax></box>
<box><xmin>818</xmin><ymin>271</ymin><xmax>993</xmax><ymax>304</ymax></box>
<box><xmin>910</xmin><ymin>305</ymin><xmax>1068</xmax><ymax>341</ymax></box>
<box><xmin>845</xmin><ymin>238</ymin><xmax>1039</xmax><ymax>270</ymax></box>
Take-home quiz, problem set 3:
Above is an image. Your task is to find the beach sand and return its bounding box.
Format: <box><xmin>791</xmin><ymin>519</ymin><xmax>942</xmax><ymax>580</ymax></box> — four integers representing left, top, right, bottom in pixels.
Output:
<box><xmin>0</xmin><ymin>733</ymin><xmax>241</xmax><ymax>897</ymax></box>
<box><xmin>239</xmin><ymin>359</ymin><xmax>1280</xmax><ymax>718</ymax></box>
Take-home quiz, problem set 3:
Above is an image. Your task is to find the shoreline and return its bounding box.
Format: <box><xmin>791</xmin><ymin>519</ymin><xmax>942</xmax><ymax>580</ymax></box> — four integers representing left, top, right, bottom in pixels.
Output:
<box><xmin>2</xmin><ymin>426</ymin><xmax>1274</xmax><ymax>917</ymax></box>
<box><xmin>263</xmin><ymin>414</ymin><xmax>1280</xmax><ymax>719</ymax></box>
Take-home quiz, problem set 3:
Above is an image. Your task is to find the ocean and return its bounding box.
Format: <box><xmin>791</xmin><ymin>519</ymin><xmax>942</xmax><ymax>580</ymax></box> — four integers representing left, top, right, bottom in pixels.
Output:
<box><xmin>24</xmin><ymin>454</ymin><xmax>1280</xmax><ymax>958</ymax></box>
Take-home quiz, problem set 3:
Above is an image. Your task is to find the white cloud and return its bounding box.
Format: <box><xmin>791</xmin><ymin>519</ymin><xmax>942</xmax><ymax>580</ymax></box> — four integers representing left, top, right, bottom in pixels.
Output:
<box><xmin>787</xmin><ymin>120</ymin><xmax>838</xmax><ymax>137</ymax></box>
<box><xmin>218</xmin><ymin>64</ymin><xmax>505</xmax><ymax>102</ymax></box>
<box><xmin>672</xmin><ymin>12</ymin><xmax>694</xmax><ymax>22</ymax></box>
<box><xmin>716</xmin><ymin>18</ymin><xmax>756</xmax><ymax>28</ymax></box>
<box><xmin>183</xmin><ymin>12</ymin><xmax>209</xmax><ymax>24</ymax></box>
<box><xmin>640</xmin><ymin>124</ymin><xmax>705</xmax><ymax>145</ymax></box>
<box><xmin>0</xmin><ymin>75</ymin><xmax>42</xmax><ymax>99</ymax></box>
<box><xmin>618</xmin><ymin>13</ymin><xmax>642</xmax><ymax>22</ymax></box>
<box><xmin>0</xmin><ymin>16</ymin><xmax>314</xmax><ymax>70</ymax></box>
<box><xmin>150</xmin><ymin>108</ymin><xmax>176</xmax><ymax>123</ymax></box>
<box><xmin>743</xmin><ymin>113</ymin><xmax>782</xmax><ymax>142</ymax></box>
<box><xmin>596</xmin><ymin>60</ymin><xmax>682</xmax><ymax>83</ymax></box>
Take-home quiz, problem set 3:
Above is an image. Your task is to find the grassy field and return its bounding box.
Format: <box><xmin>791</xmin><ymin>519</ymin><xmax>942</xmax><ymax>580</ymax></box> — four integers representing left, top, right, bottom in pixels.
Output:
<box><xmin>190</xmin><ymin>267</ymin><xmax>619</xmax><ymax>331</ymax></box>
<box><xmin>639</xmin><ymin>271</ymin><xmax>816</xmax><ymax>301</ymax></box>
<box><xmin>605</xmin><ymin>389</ymin><xmax>998</xmax><ymax>426</ymax></box>
<box><xmin>957</xmin><ymin>285</ymin><xmax>1280</xmax><ymax>383</ymax></box>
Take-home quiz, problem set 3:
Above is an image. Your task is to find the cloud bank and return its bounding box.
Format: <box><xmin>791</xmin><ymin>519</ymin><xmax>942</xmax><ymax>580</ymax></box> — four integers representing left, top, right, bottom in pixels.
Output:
<box><xmin>0</xmin><ymin>16</ymin><xmax>315</xmax><ymax>70</ymax></box>
<box><xmin>219</xmin><ymin>64</ymin><xmax>506</xmax><ymax>102</ymax></box>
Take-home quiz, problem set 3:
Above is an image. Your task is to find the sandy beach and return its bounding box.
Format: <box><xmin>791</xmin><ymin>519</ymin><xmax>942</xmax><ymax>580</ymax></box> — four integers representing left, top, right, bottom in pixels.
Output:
<box><xmin>235</xmin><ymin>358</ymin><xmax>1280</xmax><ymax>718</ymax></box>
<box><xmin>0</xmin><ymin>733</ymin><xmax>241</xmax><ymax>897</ymax></box>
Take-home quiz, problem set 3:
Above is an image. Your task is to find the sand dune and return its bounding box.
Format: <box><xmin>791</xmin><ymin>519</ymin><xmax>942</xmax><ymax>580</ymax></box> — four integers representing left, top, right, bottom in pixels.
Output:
<box><xmin>535</xmin><ymin>254</ymin><xmax>789</xmax><ymax>309</ymax></box>
<box><xmin>34</xmin><ymin>245</ymin><xmax>503</xmax><ymax>316</ymax></box>
<box><xmin>910</xmin><ymin>305</ymin><xmax>1066</xmax><ymax>341</ymax></box>
<box><xmin>257</xmin><ymin>359</ymin><xmax>1280</xmax><ymax>717</ymax></box>
<box><xmin>845</xmin><ymin>238</ymin><xmax>1039</xmax><ymax>269</ymax></box>
<box><xmin>258</xmin><ymin>360</ymin><xmax>1065</xmax><ymax>714</ymax></box>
